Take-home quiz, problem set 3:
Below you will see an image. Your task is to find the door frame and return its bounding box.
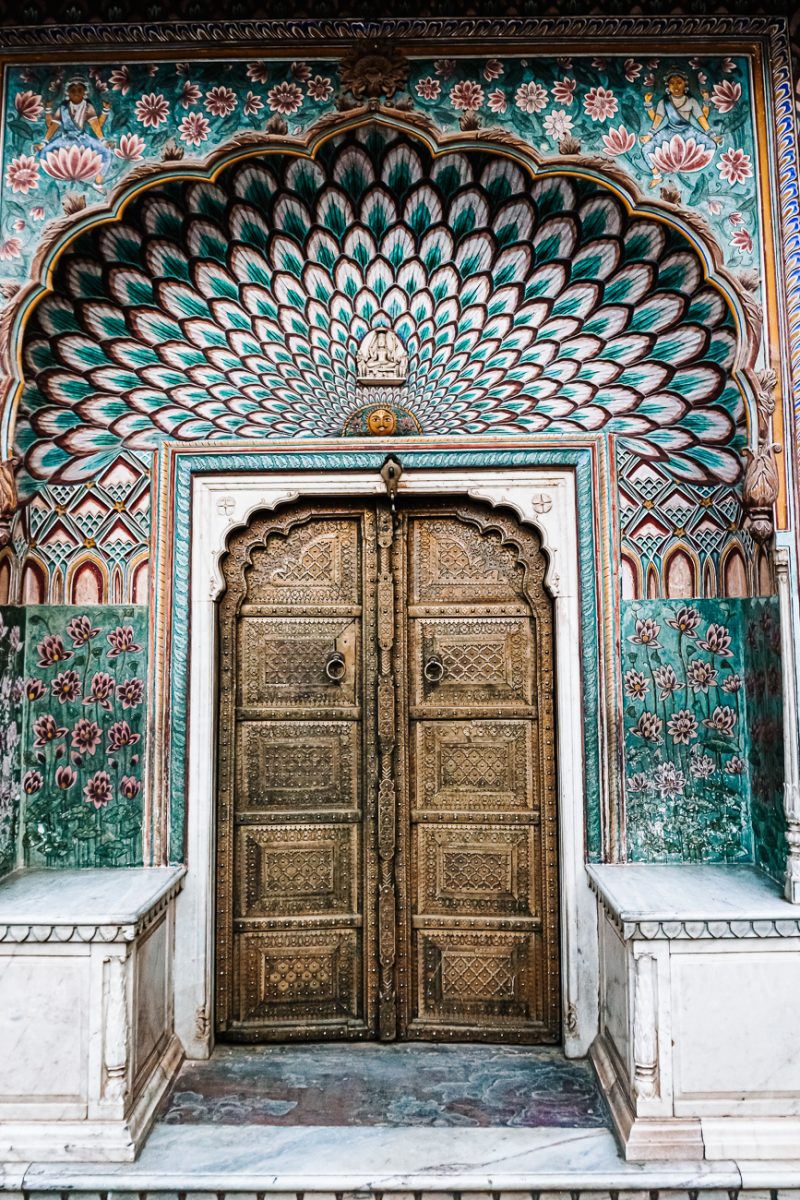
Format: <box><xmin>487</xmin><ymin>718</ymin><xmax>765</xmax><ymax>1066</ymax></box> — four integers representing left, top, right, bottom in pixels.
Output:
<box><xmin>173</xmin><ymin>455</ymin><xmax>602</xmax><ymax>1061</ymax></box>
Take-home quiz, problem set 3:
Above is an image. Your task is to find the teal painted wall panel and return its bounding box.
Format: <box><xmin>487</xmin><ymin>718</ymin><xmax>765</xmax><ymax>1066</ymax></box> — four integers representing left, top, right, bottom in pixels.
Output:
<box><xmin>743</xmin><ymin>597</ymin><xmax>786</xmax><ymax>881</ymax></box>
<box><xmin>20</xmin><ymin>605</ymin><xmax>147</xmax><ymax>867</ymax></box>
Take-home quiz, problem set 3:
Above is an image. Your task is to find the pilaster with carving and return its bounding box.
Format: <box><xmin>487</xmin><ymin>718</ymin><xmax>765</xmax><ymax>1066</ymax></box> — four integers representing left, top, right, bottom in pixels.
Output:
<box><xmin>632</xmin><ymin>951</ymin><xmax>659</xmax><ymax>1104</ymax></box>
<box><xmin>743</xmin><ymin>369</ymin><xmax>782</xmax><ymax>545</ymax></box>
<box><xmin>775</xmin><ymin>546</ymin><xmax>800</xmax><ymax>903</ymax></box>
<box><xmin>102</xmin><ymin>952</ymin><xmax>130</xmax><ymax>1106</ymax></box>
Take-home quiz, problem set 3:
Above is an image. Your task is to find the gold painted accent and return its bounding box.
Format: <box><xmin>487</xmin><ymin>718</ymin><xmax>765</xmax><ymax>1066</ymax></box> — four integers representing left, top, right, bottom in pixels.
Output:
<box><xmin>367</xmin><ymin>408</ymin><xmax>398</xmax><ymax>436</ymax></box>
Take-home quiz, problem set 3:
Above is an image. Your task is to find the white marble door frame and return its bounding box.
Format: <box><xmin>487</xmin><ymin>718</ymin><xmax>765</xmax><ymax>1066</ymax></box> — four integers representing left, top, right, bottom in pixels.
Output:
<box><xmin>176</xmin><ymin>467</ymin><xmax>598</xmax><ymax>1059</ymax></box>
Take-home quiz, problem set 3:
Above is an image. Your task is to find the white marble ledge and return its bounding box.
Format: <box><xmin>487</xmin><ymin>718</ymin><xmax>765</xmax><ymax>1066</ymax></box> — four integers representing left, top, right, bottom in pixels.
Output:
<box><xmin>587</xmin><ymin>863</ymin><xmax>800</xmax><ymax>940</ymax></box>
<box><xmin>19</xmin><ymin>1125</ymin><xmax>741</xmax><ymax>1191</ymax></box>
<box><xmin>0</xmin><ymin>866</ymin><xmax>186</xmax><ymax>943</ymax></box>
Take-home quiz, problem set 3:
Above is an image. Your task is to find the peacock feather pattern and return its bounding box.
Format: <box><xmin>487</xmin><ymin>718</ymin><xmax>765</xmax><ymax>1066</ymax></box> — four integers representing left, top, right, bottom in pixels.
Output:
<box><xmin>16</xmin><ymin>128</ymin><xmax>745</xmax><ymax>491</ymax></box>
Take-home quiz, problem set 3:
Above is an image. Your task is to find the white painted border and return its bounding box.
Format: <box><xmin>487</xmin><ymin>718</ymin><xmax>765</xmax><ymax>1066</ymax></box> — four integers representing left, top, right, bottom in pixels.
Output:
<box><xmin>175</xmin><ymin>467</ymin><xmax>598</xmax><ymax>1059</ymax></box>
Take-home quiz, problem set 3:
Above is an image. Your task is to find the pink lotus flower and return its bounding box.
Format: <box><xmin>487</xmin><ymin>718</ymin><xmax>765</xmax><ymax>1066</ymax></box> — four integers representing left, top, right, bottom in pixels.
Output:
<box><xmin>14</xmin><ymin>90</ymin><xmax>43</xmax><ymax>121</ymax></box>
<box><xmin>204</xmin><ymin>86</ymin><xmax>237</xmax><ymax>117</ymax></box>
<box><xmin>552</xmin><ymin>77</ymin><xmax>576</xmax><ymax>105</ymax></box>
<box><xmin>435</xmin><ymin>58</ymin><xmax>456</xmax><ymax>78</ymax></box>
<box><xmin>22</xmin><ymin>769</ymin><xmax>43</xmax><ymax>794</ymax></box>
<box><xmin>483</xmin><ymin>59</ymin><xmax>504</xmax><ymax>82</ymax></box>
<box><xmin>33</xmin><ymin>713</ymin><xmax>68</xmax><ymax>747</ymax></box>
<box><xmin>624</xmin><ymin>59</ymin><xmax>642</xmax><ymax>82</ymax></box>
<box><xmin>602</xmin><ymin>125</ymin><xmax>636</xmax><ymax>156</ymax></box>
<box><xmin>51</xmin><ymin>669</ymin><xmax>81</xmax><ymax>702</ymax></box>
<box><xmin>730</xmin><ymin>229</ymin><xmax>753</xmax><ymax>253</ymax></box>
<box><xmin>37</xmin><ymin>635</ymin><xmax>73</xmax><ymax>667</ymax></box>
<box><xmin>30</xmin><ymin>206</ymin><xmax>45</xmax><ymax>220</ymax></box>
<box><xmin>179</xmin><ymin>81</ymin><xmax>201</xmax><ymax>108</ymax></box>
<box><xmin>487</xmin><ymin>88</ymin><xmax>507</xmax><ymax>114</ymax></box>
<box><xmin>515</xmin><ymin>81</ymin><xmax>548</xmax><ymax>114</ymax></box>
<box><xmin>729</xmin><ymin>211</ymin><xmax>743</xmax><ymax>225</ymax></box>
<box><xmin>584</xmin><ymin>85</ymin><xmax>618</xmax><ymax>122</ymax></box>
<box><xmin>415</xmin><ymin>76</ymin><xmax>441</xmax><ymax>101</ymax></box>
<box><xmin>717</xmin><ymin>147</ymin><xmax>752</xmax><ymax>185</ymax></box>
<box><xmin>135</xmin><ymin>92</ymin><xmax>169</xmax><ymax>128</ymax></box>
<box><xmin>267</xmin><ymin>81</ymin><xmax>303</xmax><ymax>115</ymax></box>
<box><xmin>117</xmin><ymin>677</ymin><xmax>144</xmax><ymax>709</ymax></box>
<box><xmin>0</xmin><ymin>237</ymin><xmax>22</xmax><ymax>260</ymax></box>
<box><xmin>721</xmin><ymin>57</ymin><xmax>736</xmax><ymax>73</ymax></box>
<box><xmin>83</xmin><ymin>671</ymin><xmax>116</xmax><ymax>710</ymax></box>
<box><xmin>450</xmin><ymin>80</ymin><xmax>484</xmax><ymax>112</ymax></box>
<box><xmin>84</xmin><ymin>769</ymin><xmax>112</xmax><ymax>809</ymax></box>
<box><xmin>178</xmin><ymin>112</ymin><xmax>210</xmax><ymax>147</ymax></box>
<box><xmin>42</xmin><ymin>145</ymin><xmax>103</xmax><ymax>181</ymax></box>
<box><xmin>243</xmin><ymin>90</ymin><xmax>264</xmax><ymax>116</ymax></box>
<box><xmin>306</xmin><ymin>75</ymin><xmax>333</xmax><ymax>102</ymax></box>
<box><xmin>650</xmin><ymin>134</ymin><xmax>714</xmax><ymax>174</ymax></box>
<box><xmin>246</xmin><ymin>61</ymin><xmax>270</xmax><ymax>84</ymax></box>
<box><xmin>107</xmin><ymin>720</ymin><xmax>140</xmax><ymax>753</ymax></box>
<box><xmin>711</xmin><ymin>80</ymin><xmax>741</xmax><ymax>113</ymax></box>
<box><xmin>107</xmin><ymin>625</ymin><xmax>142</xmax><ymax>658</ymax></box>
<box><xmin>544</xmin><ymin>110</ymin><xmax>573</xmax><ymax>140</ymax></box>
<box><xmin>109</xmin><ymin>66</ymin><xmax>131</xmax><ymax>94</ymax></box>
<box><xmin>55</xmin><ymin>764</ymin><xmax>77</xmax><ymax>790</ymax></box>
<box><xmin>706</xmin><ymin>199</ymin><xmax>723</xmax><ymax>215</ymax></box>
<box><xmin>71</xmin><ymin>717</ymin><xmax>102</xmax><ymax>755</ymax></box>
<box><xmin>6</xmin><ymin>155</ymin><xmax>39</xmax><ymax>194</ymax></box>
<box><xmin>703</xmin><ymin>705</ymin><xmax>737</xmax><ymax>736</ymax></box>
<box><xmin>13</xmin><ymin>218</ymin><xmax>24</xmax><ymax>231</ymax></box>
<box><xmin>120</xmin><ymin>775</ymin><xmax>141</xmax><ymax>800</ymax></box>
<box><xmin>25</xmin><ymin>678</ymin><xmax>47</xmax><ymax>701</ymax></box>
<box><xmin>114</xmin><ymin>133</ymin><xmax>146</xmax><ymax>162</ymax></box>
<box><xmin>67</xmin><ymin>615</ymin><xmax>100</xmax><ymax>645</ymax></box>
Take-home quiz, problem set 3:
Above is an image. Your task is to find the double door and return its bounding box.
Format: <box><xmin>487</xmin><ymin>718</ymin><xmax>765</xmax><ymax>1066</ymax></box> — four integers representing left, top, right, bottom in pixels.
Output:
<box><xmin>215</xmin><ymin>495</ymin><xmax>559</xmax><ymax>1042</ymax></box>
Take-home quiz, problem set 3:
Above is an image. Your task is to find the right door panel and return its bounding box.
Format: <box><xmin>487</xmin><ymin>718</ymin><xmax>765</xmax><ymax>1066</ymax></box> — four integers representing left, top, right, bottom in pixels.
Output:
<box><xmin>404</xmin><ymin>504</ymin><xmax>559</xmax><ymax>1042</ymax></box>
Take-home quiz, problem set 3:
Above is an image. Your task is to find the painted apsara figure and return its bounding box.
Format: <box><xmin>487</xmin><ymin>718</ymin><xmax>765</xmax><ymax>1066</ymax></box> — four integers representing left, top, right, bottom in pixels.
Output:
<box><xmin>640</xmin><ymin>72</ymin><xmax>722</xmax><ymax>187</ymax></box>
<box><xmin>36</xmin><ymin>78</ymin><xmax>113</xmax><ymax>190</ymax></box>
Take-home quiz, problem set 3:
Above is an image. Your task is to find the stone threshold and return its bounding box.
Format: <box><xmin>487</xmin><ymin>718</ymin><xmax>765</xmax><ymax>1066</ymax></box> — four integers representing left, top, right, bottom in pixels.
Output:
<box><xmin>5</xmin><ymin>1124</ymin><xmax>800</xmax><ymax>1194</ymax></box>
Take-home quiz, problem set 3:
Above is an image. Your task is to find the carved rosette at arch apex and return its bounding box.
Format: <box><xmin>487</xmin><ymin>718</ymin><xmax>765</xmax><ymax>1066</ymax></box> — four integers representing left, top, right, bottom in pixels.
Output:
<box><xmin>0</xmin><ymin>17</ymin><xmax>791</xmax><ymax>887</ymax></box>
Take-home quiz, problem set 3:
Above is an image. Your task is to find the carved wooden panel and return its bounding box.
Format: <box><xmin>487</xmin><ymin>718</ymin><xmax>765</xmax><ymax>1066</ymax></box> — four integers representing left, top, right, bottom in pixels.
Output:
<box><xmin>413</xmin><ymin>720</ymin><xmax>534</xmax><ymax>813</ymax></box>
<box><xmin>408</xmin><ymin>618</ymin><xmax>533</xmax><ymax>714</ymax></box>
<box><xmin>236</xmin><ymin>929</ymin><xmax>361</xmax><ymax>1027</ymax></box>
<box><xmin>236</xmin><ymin>721</ymin><xmax>358</xmax><ymax>812</ymax></box>
<box><xmin>236</xmin><ymin>824</ymin><xmax>358</xmax><ymax>918</ymax></box>
<box><xmin>246</xmin><ymin>519</ymin><xmax>360</xmax><ymax>608</ymax></box>
<box><xmin>408</xmin><ymin>517</ymin><xmax>526</xmax><ymax>607</ymax></box>
<box><xmin>416</xmin><ymin>930</ymin><xmax>538</xmax><ymax>1024</ymax></box>
<box><xmin>238</xmin><ymin>617</ymin><xmax>359</xmax><ymax>710</ymax></box>
<box><xmin>417</xmin><ymin>825</ymin><xmax>537</xmax><ymax>916</ymax></box>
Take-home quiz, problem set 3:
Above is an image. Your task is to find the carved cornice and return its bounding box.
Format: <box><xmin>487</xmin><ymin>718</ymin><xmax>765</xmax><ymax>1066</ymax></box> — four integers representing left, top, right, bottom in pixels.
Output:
<box><xmin>0</xmin><ymin>872</ymin><xmax>185</xmax><ymax>945</ymax></box>
<box><xmin>0</xmin><ymin>14</ymin><xmax>785</xmax><ymax>50</ymax></box>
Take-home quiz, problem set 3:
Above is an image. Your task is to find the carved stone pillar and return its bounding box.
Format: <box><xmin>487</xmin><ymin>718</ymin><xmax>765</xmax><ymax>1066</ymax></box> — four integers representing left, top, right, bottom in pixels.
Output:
<box><xmin>103</xmin><ymin>953</ymin><xmax>129</xmax><ymax>1103</ymax></box>
<box><xmin>633</xmin><ymin>951</ymin><xmax>659</xmax><ymax>1102</ymax></box>
<box><xmin>775</xmin><ymin>547</ymin><xmax>800</xmax><ymax>902</ymax></box>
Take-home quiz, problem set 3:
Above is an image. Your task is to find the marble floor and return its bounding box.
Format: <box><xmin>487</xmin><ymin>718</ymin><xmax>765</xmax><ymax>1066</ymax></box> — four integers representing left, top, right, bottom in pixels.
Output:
<box><xmin>158</xmin><ymin>1042</ymin><xmax>610</xmax><ymax>1128</ymax></box>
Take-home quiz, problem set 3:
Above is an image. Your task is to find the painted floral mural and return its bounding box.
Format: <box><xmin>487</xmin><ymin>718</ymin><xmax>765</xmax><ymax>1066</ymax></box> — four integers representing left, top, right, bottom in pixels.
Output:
<box><xmin>0</xmin><ymin>606</ymin><xmax>24</xmax><ymax>878</ymax></box>
<box><xmin>21</xmin><ymin>605</ymin><xmax>147</xmax><ymax>866</ymax></box>
<box><xmin>0</xmin><ymin>52</ymin><xmax>759</xmax><ymax>296</ymax></box>
<box><xmin>623</xmin><ymin>598</ymin><xmax>768</xmax><ymax>864</ymax></box>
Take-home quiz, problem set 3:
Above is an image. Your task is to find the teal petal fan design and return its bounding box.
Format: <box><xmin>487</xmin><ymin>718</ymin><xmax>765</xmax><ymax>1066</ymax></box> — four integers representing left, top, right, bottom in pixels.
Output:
<box><xmin>16</xmin><ymin>127</ymin><xmax>744</xmax><ymax>488</ymax></box>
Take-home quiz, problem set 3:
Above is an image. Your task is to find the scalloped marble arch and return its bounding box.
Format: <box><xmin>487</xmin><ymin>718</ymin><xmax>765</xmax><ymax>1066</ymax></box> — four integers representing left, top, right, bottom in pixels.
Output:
<box><xmin>3</xmin><ymin>107</ymin><xmax>762</xmax><ymax>486</ymax></box>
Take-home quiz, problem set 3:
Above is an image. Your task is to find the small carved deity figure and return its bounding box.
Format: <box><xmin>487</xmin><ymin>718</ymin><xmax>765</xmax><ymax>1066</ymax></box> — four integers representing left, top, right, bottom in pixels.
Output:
<box><xmin>357</xmin><ymin>329</ymin><xmax>408</xmax><ymax>385</ymax></box>
<box><xmin>36</xmin><ymin>78</ymin><xmax>113</xmax><ymax>191</ymax></box>
<box><xmin>366</xmin><ymin>407</ymin><xmax>398</xmax><ymax>436</ymax></box>
<box><xmin>640</xmin><ymin>72</ymin><xmax>721</xmax><ymax>189</ymax></box>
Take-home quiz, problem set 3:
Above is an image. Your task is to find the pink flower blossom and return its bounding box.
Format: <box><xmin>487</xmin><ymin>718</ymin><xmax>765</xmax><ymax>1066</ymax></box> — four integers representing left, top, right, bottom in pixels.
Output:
<box><xmin>483</xmin><ymin>59</ymin><xmax>504</xmax><ymax>82</ymax></box>
<box><xmin>37</xmin><ymin>635</ymin><xmax>72</xmax><ymax>667</ymax></box>
<box><xmin>25</xmin><ymin>678</ymin><xmax>47</xmax><ymax>701</ymax></box>
<box><xmin>42</xmin><ymin>146</ymin><xmax>103</xmax><ymax>182</ymax></box>
<box><xmin>71</xmin><ymin>718</ymin><xmax>102</xmax><ymax>755</ymax></box>
<box><xmin>591</xmin><ymin>57</ymin><xmax>606</xmax><ymax>69</ymax></box>
<box><xmin>624</xmin><ymin>59</ymin><xmax>642</xmax><ymax>82</ymax></box>
<box><xmin>84</xmin><ymin>769</ymin><xmax>112</xmax><ymax>809</ymax></box>
<box><xmin>435</xmin><ymin>58</ymin><xmax>456</xmax><ymax>78</ymax></box>
<box><xmin>415</xmin><ymin>76</ymin><xmax>441</xmax><ymax>101</ymax></box>
<box><xmin>543</xmin><ymin>110</ymin><xmax>573</xmax><ymax>140</ymax></box>
<box><xmin>179</xmin><ymin>81</ymin><xmax>201</xmax><ymax>108</ymax></box>
<box><xmin>584</xmin><ymin>86</ymin><xmax>618</xmax><ymax>122</ymax></box>
<box><xmin>114</xmin><ymin>133</ymin><xmax>146</xmax><ymax>161</ymax></box>
<box><xmin>552</xmin><ymin>77</ymin><xmax>576</xmax><ymax>105</ymax></box>
<box><xmin>84</xmin><ymin>671</ymin><xmax>116</xmax><ymax>710</ymax></box>
<box><xmin>706</xmin><ymin>199</ymin><xmax>723</xmax><ymax>215</ymax></box>
<box><xmin>450</xmin><ymin>80</ymin><xmax>484</xmax><ymax>112</ymax></box>
<box><xmin>51</xmin><ymin>669</ymin><xmax>81</xmax><ymax>702</ymax></box>
<box><xmin>290</xmin><ymin>61</ymin><xmax>311</xmax><ymax>82</ymax></box>
<box><xmin>247</xmin><ymin>61</ymin><xmax>270</xmax><ymax>84</ymax></box>
<box><xmin>515</xmin><ymin>81</ymin><xmax>548</xmax><ymax>114</ymax></box>
<box><xmin>56</xmin><ymin>765</ymin><xmax>77</xmax><ymax>790</ymax></box>
<box><xmin>6</xmin><ymin>155</ymin><xmax>39</xmax><ymax>194</ymax></box>
<box><xmin>22</xmin><ymin>769</ymin><xmax>42</xmax><ymax>794</ymax></box>
<box><xmin>178</xmin><ymin>112</ymin><xmax>210</xmax><ymax>147</ymax></box>
<box><xmin>729</xmin><ymin>211</ymin><xmax>743</xmax><ymax>225</ymax></box>
<box><xmin>14</xmin><ymin>90</ymin><xmax>43</xmax><ymax>121</ymax></box>
<box><xmin>117</xmin><ymin>678</ymin><xmax>144</xmax><ymax>709</ymax></box>
<box><xmin>602</xmin><ymin>125</ymin><xmax>636</xmax><ymax>156</ymax></box>
<box><xmin>30</xmin><ymin>206</ymin><xmax>45</xmax><ymax>220</ymax></box>
<box><xmin>268</xmin><ymin>81</ymin><xmax>303</xmax><ymax>115</ymax></box>
<box><xmin>13</xmin><ymin>218</ymin><xmax>25</xmax><ymax>231</ymax></box>
<box><xmin>135</xmin><ymin>92</ymin><xmax>169</xmax><ymax>128</ymax></box>
<box><xmin>306</xmin><ymin>75</ymin><xmax>333</xmax><ymax>102</ymax></box>
<box><xmin>711</xmin><ymin>80</ymin><xmax>742</xmax><ymax>113</ymax></box>
<box><xmin>120</xmin><ymin>775</ymin><xmax>141</xmax><ymax>800</ymax></box>
<box><xmin>33</xmin><ymin>713</ymin><xmax>67</xmax><ymax>747</ymax></box>
<box><xmin>107</xmin><ymin>720</ymin><xmax>140</xmax><ymax>753</ymax></box>
<box><xmin>67</xmin><ymin>615</ymin><xmax>100</xmax><ymax>645</ymax></box>
<box><xmin>243</xmin><ymin>90</ymin><xmax>264</xmax><ymax>116</ymax></box>
<box><xmin>204</xmin><ymin>86</ymin><xmax>237</xmax><ymax>117</ymax></box>
<box><xmin>107</xmin><ymin>625</ymin><xmax>142</xmax><ymax>658</ymax></box>
<box><xmin>0</xmin><ymin>237</ymin><xmax>22</xmax><ymax>261</ymax></box>
<box><xmin>721</xmin><ymin>57</ymin><xmax>736</xmax><ymax>73</ymax></box>
<box><xmin>487</xmin><ymin>88</ymin><xmax>507</xmax><ymax>114</ymax></box>
<box><xmin>650</xmin><ymin>134</ymin><xmax>714</xmax><ymax>174</ymax></box>
<box><xmin>731</xmin><ymin>229</ymin><xmax>753</xmax><ymax>253</ymax></box>
<box><xmin>109</xmin><ymin>66</ymin><xmax>131</xmax><ymax>94</ymax></box>
<box><xmin>717</xmin><ymin>147</ymin><xmax>752</xmax><ymax>185</ymax></box>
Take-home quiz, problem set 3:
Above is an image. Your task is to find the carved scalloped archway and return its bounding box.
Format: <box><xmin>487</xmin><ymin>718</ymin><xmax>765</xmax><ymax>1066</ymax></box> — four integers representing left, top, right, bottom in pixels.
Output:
<box><xmin>11</xmin><ymin>118</ymin><xmax>753</xmax><ymax>498</ymax></box>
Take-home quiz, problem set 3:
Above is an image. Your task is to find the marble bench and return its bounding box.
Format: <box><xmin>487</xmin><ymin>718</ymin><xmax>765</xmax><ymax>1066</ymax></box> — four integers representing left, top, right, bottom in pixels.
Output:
<box><xmin>588</xmin><ymin>862</ymin><xmax>800</xmax><ymax>1163</ymax></box>
<box><xmin>0</xmin><ymin>866</ymin><xmax>185</xmax><ymax>1162</ymax></box>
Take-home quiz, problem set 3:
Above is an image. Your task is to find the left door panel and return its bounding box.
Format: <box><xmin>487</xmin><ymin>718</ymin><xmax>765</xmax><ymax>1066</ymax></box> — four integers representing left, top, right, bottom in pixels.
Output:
<box><xmin>216</xmin><ymin>508</ymin><xmax>376</xmax><ymax>1041</ymax></box>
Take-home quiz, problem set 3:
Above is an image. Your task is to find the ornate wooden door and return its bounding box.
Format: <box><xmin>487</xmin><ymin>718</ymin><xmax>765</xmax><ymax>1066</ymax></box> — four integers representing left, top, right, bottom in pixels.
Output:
<box><xmin>216</xmin><ymin>497</ymin><xmax>558</xmax><ymax>1043</ymax></box>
